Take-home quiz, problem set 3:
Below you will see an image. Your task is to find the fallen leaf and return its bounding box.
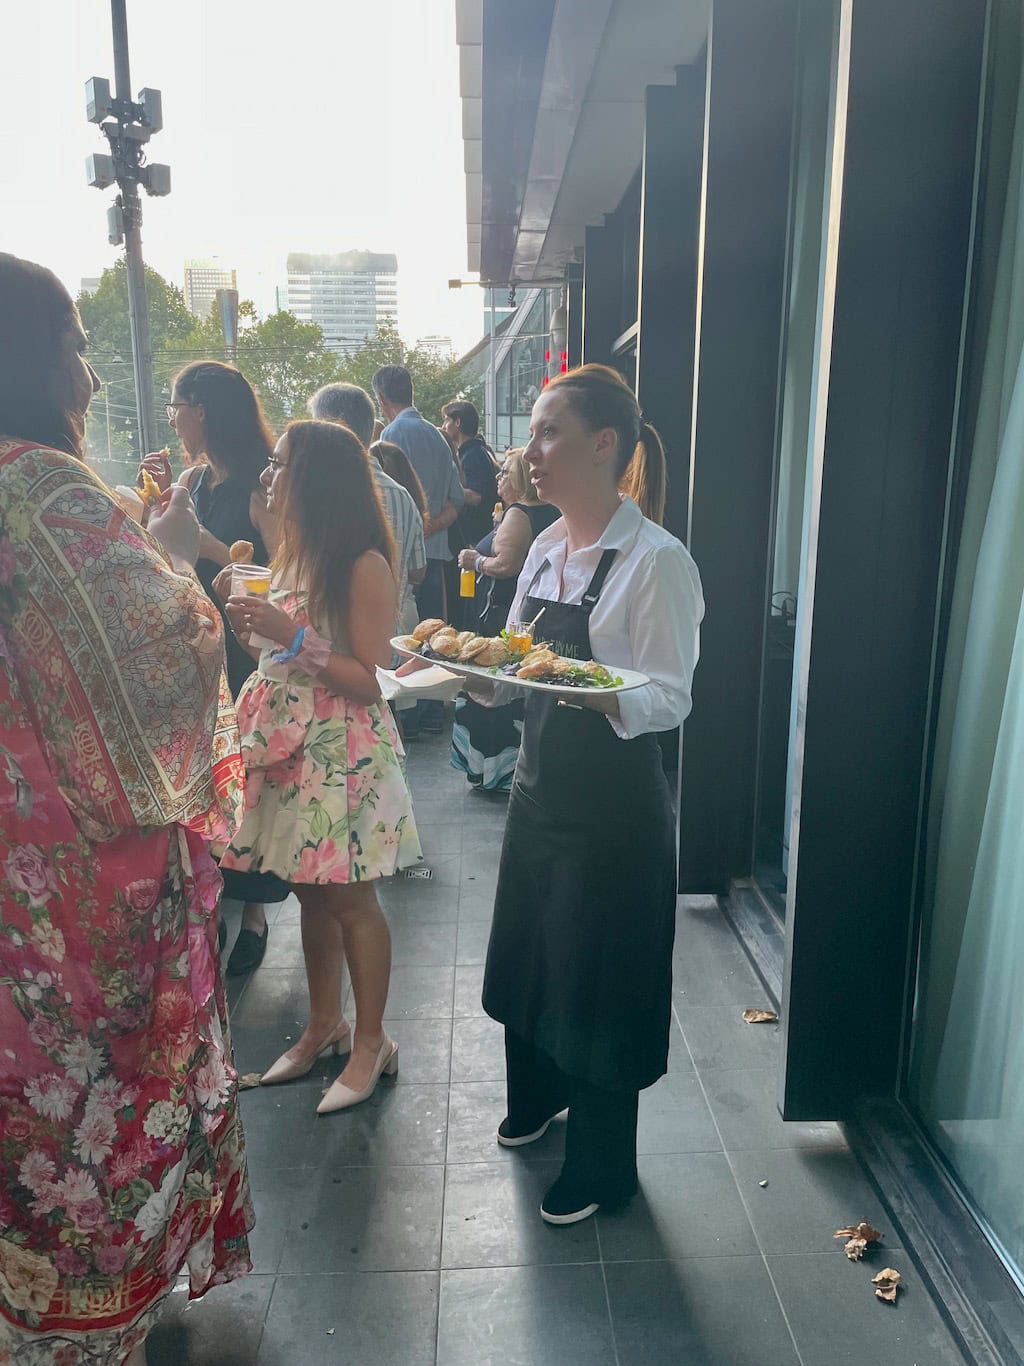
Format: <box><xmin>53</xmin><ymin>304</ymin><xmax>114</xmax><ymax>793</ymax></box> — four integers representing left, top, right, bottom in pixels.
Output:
<box><xmin>872</xmin><ymin>1267</ymin><xmax>901</xmax><ymax>1303</ymax></box>
<box><xmin>237</xmin><ymin>1073</ymin><xmax>262</xmax><ymax>1090</ymax></box>
<box><xmin>834</xmin><ymin>1221</ymin><xmax>884</xmax><ymax>1260</ymax></box>
<box><xmin>742</xmin><ymin>1008</ymin><xmax>779</xmax><ymax>1024</ymax></box>
<box><xmin>759</xmin><ymin>1180</ymin><xmax>769</xmax><ymax>1188</ymax></box>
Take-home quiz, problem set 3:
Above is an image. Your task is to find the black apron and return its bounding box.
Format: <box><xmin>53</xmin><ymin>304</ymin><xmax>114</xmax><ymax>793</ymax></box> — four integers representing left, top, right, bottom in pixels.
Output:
<box><xmin>482</xmin><ymin>549</ymin><xmax>677</xmax><ymax>1092</ymax></box>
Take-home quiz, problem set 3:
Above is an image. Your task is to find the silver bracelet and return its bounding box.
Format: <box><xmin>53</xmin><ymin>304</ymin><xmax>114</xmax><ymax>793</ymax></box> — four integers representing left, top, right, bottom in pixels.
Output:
<box><xmin>475</xmin><ymin>554</ymin><xmax>487</xmax><ymax>575</ymax></box>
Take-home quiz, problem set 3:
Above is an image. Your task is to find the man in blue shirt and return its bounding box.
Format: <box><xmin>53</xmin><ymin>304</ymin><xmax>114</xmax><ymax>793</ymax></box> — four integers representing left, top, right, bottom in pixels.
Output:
<box><xmin>374</xmin><ymin>365</ymin><xmax>464</xmax><ymax>624</ymax></box>
<box><xmin>374</xmin><ymin>365</ymin><xmax>464</xmax><ymax>732</ymax></box>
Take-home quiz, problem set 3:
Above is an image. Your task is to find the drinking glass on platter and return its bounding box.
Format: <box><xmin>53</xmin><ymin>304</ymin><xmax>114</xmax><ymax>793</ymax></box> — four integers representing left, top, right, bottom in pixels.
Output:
<box><xmin>506</xmin><ymin>621</ymin><xmax>534</xmax><ymax>654</ymax></box>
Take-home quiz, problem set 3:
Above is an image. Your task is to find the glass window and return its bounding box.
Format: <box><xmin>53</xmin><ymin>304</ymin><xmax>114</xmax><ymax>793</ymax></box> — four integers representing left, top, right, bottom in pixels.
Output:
<box><xmin>908</xmin><ymin>4</ymin><xmax>1024</xmax><ymax>1282</ymax></box>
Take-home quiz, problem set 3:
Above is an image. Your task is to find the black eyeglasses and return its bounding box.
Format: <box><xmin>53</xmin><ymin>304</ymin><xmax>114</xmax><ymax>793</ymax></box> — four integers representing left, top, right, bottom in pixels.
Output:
<box><xmin>165</xmin><ymin>402</ymin><xmax>192</xmax><ymax>420</ymax></box>
<box><xmin>266</xmin><ymin>456</ymin><xmax>288</xmax><ymax>472</ymax></box>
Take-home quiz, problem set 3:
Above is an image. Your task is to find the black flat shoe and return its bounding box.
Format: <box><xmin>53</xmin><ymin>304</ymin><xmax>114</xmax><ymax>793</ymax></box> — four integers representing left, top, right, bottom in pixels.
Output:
<box><xmin>540</xmin><ymin>1173</ymin><xmax>638</xmax><ymax>1226</ymax></box>
<box><xmin>496</xmin><ymin>1110</ymin><xmax>565</xmax><ymax>1147</ymax></box>
<box><xmin>226</xmin><ymin>924</ymin><xmax>268</xmax><ymax>976</ymax></box>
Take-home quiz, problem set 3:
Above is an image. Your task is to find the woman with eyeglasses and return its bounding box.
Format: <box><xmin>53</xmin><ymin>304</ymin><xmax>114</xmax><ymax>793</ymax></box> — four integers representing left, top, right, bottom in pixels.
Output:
<box><xmin>451</xmin><ymin>449</ymin><xmax>560</xmax><ymax>792</ymax></box>
<box><xmin>156</xmin><ymin>361</ymin><xmax>285</xmax><ymax>975</ymax></box>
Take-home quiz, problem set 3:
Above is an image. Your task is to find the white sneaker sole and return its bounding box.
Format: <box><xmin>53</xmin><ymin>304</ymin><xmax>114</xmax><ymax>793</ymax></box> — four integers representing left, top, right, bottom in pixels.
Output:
<box><xmin>540</xmin><ymin>1200</ymin><xmax>600</xmax><ymax>1226</ymax></box>
<box><xmin>496</xmin><ymin>1111</ymin><xmax>564</xmax><ymax>1147</ymax></box>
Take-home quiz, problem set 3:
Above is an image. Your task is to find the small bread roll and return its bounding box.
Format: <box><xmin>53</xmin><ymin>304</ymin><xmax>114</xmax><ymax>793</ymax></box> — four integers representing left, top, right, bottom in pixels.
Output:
<box><xmin>229</xmin><ymin>539</ymin><xmax>255</xmax><ymax>564</ymax></box>
<box><xmin>472</xmin><ymin>639</ymin><xmax>512</xmax><ymax>667</ymax></box>
<box><xmin>413</xmin><ymin>618</ymin><xmax>447</xmax><ymax>642</ymax></box>
<box><xmin>458</xmin><ymin>636</ymin><xmax>489</xmax><ymax>661</ymax></box>
<box><xmin>429</xmin><ymin>630</ymin><xmax>463</xmax><ymax>657</ymax></box>
<box><xmin>456</xmin><ymin>631</ymin><xmax>476</xmax><ymax>647</ymax></box>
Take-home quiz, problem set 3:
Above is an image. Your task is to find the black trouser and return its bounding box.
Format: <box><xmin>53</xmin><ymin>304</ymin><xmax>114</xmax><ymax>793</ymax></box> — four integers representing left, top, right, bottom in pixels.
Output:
<box><xmin>505</xmin><ymin>1029</ymin><xmax>639</xmax><ymax>1199</ymax></box>
<box><xmin>414</xmin><ymin>558</ymin><xmax>447</xmax><ymax>622</ymax></box>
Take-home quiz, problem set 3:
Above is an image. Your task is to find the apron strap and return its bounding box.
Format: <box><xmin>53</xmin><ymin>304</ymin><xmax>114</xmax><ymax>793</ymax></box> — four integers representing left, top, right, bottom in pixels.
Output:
<box><xmin>580</xmin><ymin>548</ymin><xmax>619</xmax><ymax>609</ymax></box>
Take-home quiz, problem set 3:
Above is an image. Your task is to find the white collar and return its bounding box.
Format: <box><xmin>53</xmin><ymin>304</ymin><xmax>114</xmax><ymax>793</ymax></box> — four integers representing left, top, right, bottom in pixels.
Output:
<box><xmin>532</xmin><ymin>497</ymin><xmax>643</xmax><ymax>564</ymax></box>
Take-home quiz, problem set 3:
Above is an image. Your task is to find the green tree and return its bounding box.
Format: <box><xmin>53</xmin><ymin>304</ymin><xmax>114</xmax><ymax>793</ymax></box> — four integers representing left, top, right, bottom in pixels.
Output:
<box><xmin>236</xmin><ymin>312</ymin><xmax>341</xmax><ymax>431</ymax></box>
<box><xmin>77</xmin><ymin>260</ymin><xmax>196</xmax><ymax>483</ymax></box>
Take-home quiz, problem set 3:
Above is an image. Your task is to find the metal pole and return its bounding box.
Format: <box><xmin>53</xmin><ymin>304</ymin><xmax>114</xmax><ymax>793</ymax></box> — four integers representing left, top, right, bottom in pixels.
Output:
<box><xmin>487</xmin><ymin>289</ymin><xmax>496</xmax><ymax>448</ymax></box>
<box><xmin>110</xmin><ymin>0</ymin><xmax>157</xmax><ymax>455</ymax></box>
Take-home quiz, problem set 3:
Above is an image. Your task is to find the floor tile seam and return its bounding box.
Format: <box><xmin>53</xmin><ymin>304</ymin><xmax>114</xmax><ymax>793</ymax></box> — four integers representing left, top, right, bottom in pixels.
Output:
<box><xmin>594</xmin><ymin>1221</ymin><xmax>624</xmax><ymax>1366</ymax></box>
<box><xmin>672</xmin><ymin>999</ymin><xmax>808</xmax><ymax>1366</ymax></box>
<box><xmin>439</xmin><ymin>1257</ymin><xmax>606</xmax><ymax>1272</ymax></box>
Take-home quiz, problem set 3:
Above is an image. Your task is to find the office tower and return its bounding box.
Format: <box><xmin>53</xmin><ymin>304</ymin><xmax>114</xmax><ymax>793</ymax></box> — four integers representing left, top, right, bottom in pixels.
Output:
<box><xmin>278</xmin><ymin>251</ymin><xmax>398</xmax><ymax>355</ymax></box>
<box><xmin>184</xmin><ymin>259</ymin><xmax>237</xmax><ymax>321</ymax></box>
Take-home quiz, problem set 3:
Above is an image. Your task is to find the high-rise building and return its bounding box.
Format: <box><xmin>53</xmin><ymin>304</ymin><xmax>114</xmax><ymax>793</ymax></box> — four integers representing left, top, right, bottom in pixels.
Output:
<box><xmin>277</xmin><ymin>252</ymin><xmax>398</xmax><ymax>355</ymax></box>
<box><xmin>416</xmin><ymin>335</ymin><xmax>454</xmax><ymax>359</ymax></box>
<box><xmin>80</xmin><ymin>277</ymin><xmax>102</xmax><ymax>297</ymax></box>
<box><xmin>184</xmin><ymin>259</ymin><xmax>237</xmax><ymax>321</ymax></box>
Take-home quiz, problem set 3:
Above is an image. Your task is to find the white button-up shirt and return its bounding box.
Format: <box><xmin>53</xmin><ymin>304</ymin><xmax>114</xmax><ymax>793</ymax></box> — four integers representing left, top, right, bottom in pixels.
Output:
<box><xmin>507</xmin><ymin>497</ymin><xmax>704</xmax><ymax>740</ymax></box>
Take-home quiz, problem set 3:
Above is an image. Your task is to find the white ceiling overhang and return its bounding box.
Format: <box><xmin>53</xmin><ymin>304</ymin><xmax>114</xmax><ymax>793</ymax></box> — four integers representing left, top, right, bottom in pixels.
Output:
<box><xmin>459</xmin><ymin>0</ymin><xmax>709</xmax><ymax>285</ymax></box>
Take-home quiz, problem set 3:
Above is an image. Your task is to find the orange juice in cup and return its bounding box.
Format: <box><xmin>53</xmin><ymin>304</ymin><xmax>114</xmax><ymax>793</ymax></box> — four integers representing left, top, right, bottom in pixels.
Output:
<box><xmin>506</xmin><ymin>621</ymin><xmax>533</xmax><ymax>655</ymax></box>
<box><xmin>231</xmin><ymin>565</ymin><xmax>274</xmax><ymax>648</ymax></box>
<box><xmin>231</xmin><ymin>564</ymin><xmax>272</xmax><ymax>597</ymax></box>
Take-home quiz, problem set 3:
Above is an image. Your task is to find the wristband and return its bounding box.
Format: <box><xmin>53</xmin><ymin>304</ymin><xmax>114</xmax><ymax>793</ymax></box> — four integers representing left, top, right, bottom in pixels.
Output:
<box><xmin>271</xmin><ymin>626</ymin><xmax>305</xmax><ymax>662</ymax></box>
<box><xmin>476</xmin><ymin>554</ymin><xmax>487</xmax><ymax>575</ymax></box>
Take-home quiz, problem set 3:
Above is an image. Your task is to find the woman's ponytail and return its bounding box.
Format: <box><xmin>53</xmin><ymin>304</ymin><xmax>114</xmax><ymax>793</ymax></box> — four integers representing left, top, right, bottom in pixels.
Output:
<box><xmin>621</xmin><ymin>421</ymin><xmax>667</xmax><ymax>525</ymax></box>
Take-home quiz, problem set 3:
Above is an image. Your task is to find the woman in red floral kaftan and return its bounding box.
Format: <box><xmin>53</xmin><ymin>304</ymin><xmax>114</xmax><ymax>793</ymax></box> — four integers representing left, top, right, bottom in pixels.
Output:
<box><xmin>0</xmin><ymin>255</ymin><xmax>252</xmax><ymax>1365</ymax></box>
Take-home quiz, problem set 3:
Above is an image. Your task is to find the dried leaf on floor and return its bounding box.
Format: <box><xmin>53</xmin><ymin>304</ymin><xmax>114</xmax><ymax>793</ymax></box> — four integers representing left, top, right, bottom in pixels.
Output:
<box><xmin>238</xmin><ymin>1073</ymin><xmax>263</xmax><ymax>1090</ymax></box>
<box><xmin>742</xmin><ymin>1008</ymin><xmax>779</xmax><ymax>1024</ymax></box>
<box><xmin>834</xmin><ymin>1221</ymin><xmax>884</xmax><ymax>1260</ymax></box>
<box><xmin>872</xmin><ymin>1268</ymin><xmax>901</xmax><ymax>1303</ymax></box>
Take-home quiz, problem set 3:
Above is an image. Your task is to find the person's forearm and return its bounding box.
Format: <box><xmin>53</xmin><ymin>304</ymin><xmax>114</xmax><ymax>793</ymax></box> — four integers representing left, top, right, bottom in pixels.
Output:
<box><xmin>463</xmin><ymin>487</ymin><xmax>482</xmax><ymax>506</ymax></box>
<box><xmin>425</xmin><ymin>500</ymin><xmax>459</xmax><ymax>539</ymax></box>
<box><xmin>311</xmin><ymin>651</ymin><xmax>382</xmax><ymax>705</ymax></box>
<box><xmin>203</xmin><ymin>534</ymin><xmax>232</xmax><ymax>567</ymax></box>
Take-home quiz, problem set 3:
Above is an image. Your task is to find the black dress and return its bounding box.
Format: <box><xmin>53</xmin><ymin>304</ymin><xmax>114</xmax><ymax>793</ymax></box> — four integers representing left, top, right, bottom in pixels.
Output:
<box><xmin>481</xmin><ymin>550</ymin><xmax>676</xmax><ymax>1093</ymax></box>
<box><xmin>191</xmin><ymin>468</ymin><xmax>270</xmax><ymax>699</ymax></box>
<box><xmin>190</xmin><ymin>467</ymin><xmax>288</xmax><ymax>905</ymax></box>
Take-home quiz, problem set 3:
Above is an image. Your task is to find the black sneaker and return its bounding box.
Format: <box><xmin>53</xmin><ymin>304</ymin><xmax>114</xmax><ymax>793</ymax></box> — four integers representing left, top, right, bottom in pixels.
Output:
<box><xmin>226</xmin><ymin>924</ymin><xmax>269</xmax><ymax>976</ymax></box>
<box><xmin>540</xmin><ymin>1173</ymin><xmax>638</xmax><ymax>1226</ymax></box>
<box><xmin>496</xmin><ymin>1111</ymin><xmax>564</xmax><ymax>1148</ymax></box>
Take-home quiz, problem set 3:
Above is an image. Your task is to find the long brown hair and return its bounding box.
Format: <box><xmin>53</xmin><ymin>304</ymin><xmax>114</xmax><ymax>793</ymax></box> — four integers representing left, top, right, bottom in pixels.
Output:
<box><xmin>546</xmin><ymin>363</ymin><xmax>667</xmax><ymax>524</ymax></box>
<box><xmin>0</xmin><ymin>254</ymin><xmax>86</xmax><ymax>458</ymax></box>
<box><xmin>371</xmin><ymin>440</ymin><xmax>427</xmax><ymax>516</ymax></box>
<box><xmin>171</xmin><ymin>360</ymin><xmax>274</xmax><ymax>490</ymax></box>
<box><xmin>274</xmin><ymin>420</ymin><xmax>396</xmax><ymax>639</ymax></box>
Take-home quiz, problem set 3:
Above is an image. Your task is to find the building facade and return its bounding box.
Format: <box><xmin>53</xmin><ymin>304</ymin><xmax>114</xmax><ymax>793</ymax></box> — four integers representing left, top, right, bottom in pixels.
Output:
<box><xmin>458</xmin><ymin>287</ymin><xmax>560</xmax><ymax>449</ymax></box>
<box><xmin>459</xmin><ymin>0</ymin><xmax>1024</xmax><ymax>1356</ymax></box>
<box><xmin>183</xmin><ymin>259</ymin><xmax>237</xmax><ymax>321</ymax></box>
<box><xmin>277</xmin><ymin>251</ymin><xmax>398</xmax><ymax>356</ymax></box>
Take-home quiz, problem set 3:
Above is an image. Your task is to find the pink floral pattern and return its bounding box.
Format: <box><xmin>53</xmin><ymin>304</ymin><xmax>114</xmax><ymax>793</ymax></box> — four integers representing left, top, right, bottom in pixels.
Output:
<box><xmin>222</xmin><ymin>590</ymin><xmax>421</xmax><ymax>883</ymax></box>
<box><xmin>0</xmin><ymin>441</ymin><xmax>252</xmax><ymax>1363</ymax></box>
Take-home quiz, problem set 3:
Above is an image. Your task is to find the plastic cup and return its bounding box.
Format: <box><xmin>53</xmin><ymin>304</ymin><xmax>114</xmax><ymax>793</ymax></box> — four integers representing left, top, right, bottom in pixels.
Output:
<box><xmin>231</xmin><ymin>564</ymin><xmax>272</xmax><ymax>597</ymax></box>
<box><xmin>231</xmin><ymin>564</ymin><xmax>274</xmax><ymax>649</ymax></box>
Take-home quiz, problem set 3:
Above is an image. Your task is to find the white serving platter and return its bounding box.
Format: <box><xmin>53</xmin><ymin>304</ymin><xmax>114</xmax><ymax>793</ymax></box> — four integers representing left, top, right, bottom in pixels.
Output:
<box><xmin>390</xmin><ymin>639</ymin><xmax>649</xmax><ymax>697</ymax></box>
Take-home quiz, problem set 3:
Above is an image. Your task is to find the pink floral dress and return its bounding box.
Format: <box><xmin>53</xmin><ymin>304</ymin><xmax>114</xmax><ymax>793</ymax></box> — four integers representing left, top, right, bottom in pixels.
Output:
<box><xmin>222</xmin><ymin>589</ymin><xmax>421</xmax><ymax>883</ymax></box>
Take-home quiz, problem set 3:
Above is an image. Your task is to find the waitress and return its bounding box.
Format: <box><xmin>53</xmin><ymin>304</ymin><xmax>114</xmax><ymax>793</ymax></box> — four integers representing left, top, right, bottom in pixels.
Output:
<box><xmin>482</xmin><ymin>363</ymin><xmax>704</xmax><ymax>1226</ymax></box>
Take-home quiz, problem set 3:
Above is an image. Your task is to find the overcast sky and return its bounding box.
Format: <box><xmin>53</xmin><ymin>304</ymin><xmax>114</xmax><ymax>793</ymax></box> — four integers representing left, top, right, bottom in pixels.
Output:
<box><xmin>3</xmin><ymin>0</ymin><xmax>483</xmax><ymax>351</ymax></box>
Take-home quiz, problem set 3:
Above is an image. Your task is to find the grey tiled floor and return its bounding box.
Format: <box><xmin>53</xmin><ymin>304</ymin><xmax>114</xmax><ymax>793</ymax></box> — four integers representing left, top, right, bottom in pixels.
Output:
<box><xmin>148</xmin><ymin>731</ymin><xmax>967</xmax><ymax>1365</ymax></box>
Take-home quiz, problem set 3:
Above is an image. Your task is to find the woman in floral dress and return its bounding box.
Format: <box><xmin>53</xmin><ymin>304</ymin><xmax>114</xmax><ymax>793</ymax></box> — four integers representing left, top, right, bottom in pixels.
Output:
<box><xmin>220</xmin><ymin>419</ymin><xmax>420</xmax><ymax>1113</ymax></box>
<box><xmin>0</xmin><ymin>255</ymin><xmax>252</xmax><ymax>1364</ymax></box>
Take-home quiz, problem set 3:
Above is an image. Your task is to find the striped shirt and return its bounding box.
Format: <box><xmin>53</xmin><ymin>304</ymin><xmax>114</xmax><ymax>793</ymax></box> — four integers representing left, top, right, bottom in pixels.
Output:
<box><xmin>373</xmin><ymin>466</ymin><xmax>426</xmax><ymax>630</ymax></box>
